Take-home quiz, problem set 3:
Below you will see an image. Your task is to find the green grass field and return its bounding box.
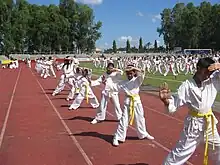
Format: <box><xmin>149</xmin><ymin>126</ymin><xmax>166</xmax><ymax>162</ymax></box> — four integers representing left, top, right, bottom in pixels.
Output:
<box><xmin>80</xmin><ymin>62</ymin><xmax>220</xmax><ymax>101</ymax></box>
<box><xmin>0</xmin><ymin>55</ymin><xmax>8</xmax><ymax>61</ymax></box>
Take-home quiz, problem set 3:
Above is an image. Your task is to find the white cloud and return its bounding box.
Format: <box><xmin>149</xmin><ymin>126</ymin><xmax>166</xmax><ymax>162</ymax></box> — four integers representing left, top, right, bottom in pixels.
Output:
<box><xmin>154</xmin><ymin>14</ymin><xmax>161</xmax><ymax>20</ymax></box>
<box><xmin>151</xmin><ymin>14</ymin><xmax>161</xmax><ymax>23</ymax></box>
<box><xmin>118</xmin><ymin>36</ymin><xmax>133</xmax><ymax>42</ymax></box>
<box><xmin>118</xmin><ymin>36</ymin><xmax>139</xmax><ymax>47</ymax></box>
<box><xmin>75</xmin><ymin>0</ymin><xmax>103</xmax><ymax>5</ymax></box>
<box><xmin>136</xmin><ymin>11</ymin><xmax>144</xmax><ymax>17</ymax></box>
<box><xmin>98</xmin><ymin>42</ymin><xmax>109</xmax><ymax>49</ymax></box>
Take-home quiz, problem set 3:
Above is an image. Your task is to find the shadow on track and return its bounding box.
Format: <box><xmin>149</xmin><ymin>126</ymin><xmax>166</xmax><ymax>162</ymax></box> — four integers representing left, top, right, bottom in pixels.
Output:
<box><xmin>63</xmin><ymin>116</ymin><xmax>118</xmax><ymax>123</ymax></box>
<box><xmin>115</xmin><ymin>163</ymin><xmax>149</xmax><ymax>165</ymax></box>
<box><xmin>71</xmin><ymin>131</ymin><xmax>139</xmax><ymax>144</ymax></box>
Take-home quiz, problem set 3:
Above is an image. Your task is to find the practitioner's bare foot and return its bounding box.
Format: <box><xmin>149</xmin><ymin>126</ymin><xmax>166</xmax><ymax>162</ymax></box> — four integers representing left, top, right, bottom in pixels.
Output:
<box><xmin>141</xmin><ymin>133</ymin><xmax>154</xmax><ymax>140</ymax></box>
<box><xmin>90</xmin><ymin>119</ymin><xmax>103</xmax><ymax>124</ymax></box>
<box><xmin>68</xmin><ymin>106</ymin><xmax>76</xmax><ymax>111</ymax></box>
<box><xmin>112</xmin><ymin>138</ymin><xmax>119</xmax><ymax>147</ymax></box>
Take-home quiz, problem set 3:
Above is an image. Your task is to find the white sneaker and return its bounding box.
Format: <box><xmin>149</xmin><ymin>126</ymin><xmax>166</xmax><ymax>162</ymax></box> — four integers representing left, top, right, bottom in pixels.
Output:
<box><xmin>112</xmin><ymin>138</ymin><xmax>119</xmax><ymax>146</ymax></box>
<box><xmin>52</xmin><ymin>93</ymin><xmax>56</xmax><ymax>96</ymax></box>
<box><xmin>91</xmin><ymin>119</ymin><xmax>98</xmax><ymax>124</ymax></box>
<box><xmin>66</xmin><ymin>98</ymin><xmax>70</xmax><ymax>101</ymax></box>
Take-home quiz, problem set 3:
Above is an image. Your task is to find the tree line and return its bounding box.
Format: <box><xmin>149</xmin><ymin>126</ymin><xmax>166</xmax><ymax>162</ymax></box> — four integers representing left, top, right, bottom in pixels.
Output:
<box><xmin>0</xmin><ymin>0</ymin><xmax>102</xmax><ymax>54</ymax></box>
<box><xmin>104</xmin><ymin>38</ymin><xmax>165</xmax><ymax>54</ymax></box>
<box><xmin>157</xmin><ymin>1</ymin><xmax>220</xmax><ymax>51</ymax></box>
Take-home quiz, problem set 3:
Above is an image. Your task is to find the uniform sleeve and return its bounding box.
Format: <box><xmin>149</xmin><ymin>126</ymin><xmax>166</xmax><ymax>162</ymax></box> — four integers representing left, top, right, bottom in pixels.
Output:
<box><xmin>57</xmin><ymin>63</ymin><xmax>63</xmax><ymax>70</ymax></box>
<box><xmin>167</xmin><ymin>81</ymin><xmax>188</xmax><ymax>113</ymax></box>
<box><xmin>211</xmin><ymin>71</ymin><xmax>220</xmax><ymax>91</ymax></box>
<box><xmin>115</xmin><ymin>69</ymin><xmax>123</xmax><ymax>80</ymax></box>
<box><xmin>117</xmin><ymin>80</ymin><xmax>126</xmax><ymax>91</ymax></box>
<box><xmin>135</xmin><ymin>70</ymin><xmax>145</xmax><ymax>86</ymax></box>
<box><xmin>90</xmin><ymin>75</ymin><xmax>103</xmax><ymax>87</ymax></box>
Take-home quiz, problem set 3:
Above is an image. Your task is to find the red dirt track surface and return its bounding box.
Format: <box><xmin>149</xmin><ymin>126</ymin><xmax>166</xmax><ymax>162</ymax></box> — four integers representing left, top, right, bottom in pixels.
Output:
<box><xmin>0</xmin><ymin>63</ymin><xmax>219</xmax><ymax>165</ymax></box>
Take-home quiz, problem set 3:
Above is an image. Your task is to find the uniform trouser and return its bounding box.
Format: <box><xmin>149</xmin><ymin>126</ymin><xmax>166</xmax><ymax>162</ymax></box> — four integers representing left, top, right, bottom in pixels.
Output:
<box><xmin>53</xmin><ymin>75</ymin><xmax>73</xmax><ymax>94</ymax></box>
<box><xmin>163</xmin><ymin>116</ymin><xmax>220</xmax><ymax>165</ymax></box>
<box><xmin>95</xmin><ymin>93</ymin><xmax>122</xmax><ymax>121</ymax></box>
<box><xmin>114</xmin><ymin>102</ymin><xmax>149</xmax><ymax>142</ymax></box>
<box><xmin>164</xmin><ymin>67</ymin><xmax>177</xmax><ymax>76</ymax></box>
<box><xmin>69</xmin><ymin>87</ymin><xmax>99</xmax><ymax>110</ymax></box>
<box><xmin>67</xmin><ymin>80</ymin><xmax>75</xmax><ymax>99</ymax></box>
<box><xmin>49</xmin><ymin>66</ymin><xmax>56</xmax><ymax>77</ymax></box>
<box><xmin>41</xmin><ymin>68</ymin><xmax>46</xmax><ymax>77</ymax></box>
<box><xmin>44</xmin><ymin>68</ymin><xmax>50</xmax><ymax>78</ymax></box>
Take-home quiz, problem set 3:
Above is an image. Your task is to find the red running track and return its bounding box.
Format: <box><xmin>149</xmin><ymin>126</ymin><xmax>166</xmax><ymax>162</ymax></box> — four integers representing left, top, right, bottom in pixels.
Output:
<box><xmin>0</xmin><ymin>64</ymin><xmax>219</xmax><ymax>165</ymax></box>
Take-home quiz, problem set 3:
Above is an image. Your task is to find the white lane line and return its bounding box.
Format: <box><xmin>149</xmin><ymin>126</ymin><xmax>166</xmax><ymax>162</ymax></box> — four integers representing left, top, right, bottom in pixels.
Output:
<box><xmin>93</xmin><ymin>86</ymin><xmax>192</xmax><ymax>164</ymax></box>
<box><xmin>106</xmin><ymin>111</ymin><xmax>193</xmax><ymax>165</ymax></box>
<box><xmin>35</xmin><ymin>69</ymin><xmax>191</xmax><ymax>165</ymax></box>
<box><xmin>0</xmin><ymin>68</ymin><xmax>22</xmax><ymax>148</ymax></box>
<box><xmin>143</xmin><ymin>106</ymin><xmax>183</xmax><ymax>123</ymax></box>
<box><xmin>30</xmin><ymin>69</ymin><xmax>93</xmax><ymax>165</ymax></box>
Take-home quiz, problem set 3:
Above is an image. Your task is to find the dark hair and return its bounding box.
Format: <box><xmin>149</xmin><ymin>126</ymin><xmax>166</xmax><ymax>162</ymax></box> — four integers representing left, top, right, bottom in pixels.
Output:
<box><xmin>76</xmin><ymin>67</ymin><xmax>81</xmax><ymax>73</ymax></box>
<box><xmin>197</xmin><ymin>57</ymin><xmax>215</xmax><ymax>69</ymax></box>
<box><xmin>63</xmin><ymin>58</ymin><xmax>71</xmax><ymax>69</ymax></box>
<box><xmin>107</xmin><ymin>62</ymin><xmax>114</xmax><ymax>68</ymax></box>
<box><xmin>127</xmin><ymin>64</ymin><xmax>134</xmax><ymax>67</ymax></box>
<box><xmin>83</xmin><ymin>68</ymin><xmax>89</xmax><ymax>76</ymax></box>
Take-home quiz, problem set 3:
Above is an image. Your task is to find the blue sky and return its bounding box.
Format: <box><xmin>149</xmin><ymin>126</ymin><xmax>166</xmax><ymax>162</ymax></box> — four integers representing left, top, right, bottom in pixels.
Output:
<box><xmin>28</xmin><ymin>0</ymin><xmax>219</xmax><ymax>49</ymax></box>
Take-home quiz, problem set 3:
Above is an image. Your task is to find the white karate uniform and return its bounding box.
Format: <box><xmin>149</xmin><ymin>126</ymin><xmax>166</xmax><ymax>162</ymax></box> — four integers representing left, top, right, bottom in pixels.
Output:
<box><xmin>40</xmin><ymin>60</ymin><xmax>47</xmax><ymax>77</ymax></box>
<box><xmin>52</xmin><ymin>63</ymin><xmax>74</xmax><ymax>95</ymax></box>
<box><xmin>91</xmin><ymin>70</ymin><xmax>123</xmax><ymax>122</ymax></box>
<box><xmin>67</xmin><ymin>73</ymin><xmax>82</xmax><ymax>100</ymax></box>
<box><xmin>14</xmin><ymin>60</ymin><xmax>19</xmax><ymax>68</ymax></box>
<box><xmin>163</xmin><ymin>72</ymin><xmax>220</xmax><ymax>165</ymax></box>
<box><xmin>48</xmin><ymin>60</ymin><xmax>56</xmax><ymax>78</ymax></box>
<box><xmin>27</xmin><ymin>60</ymin><xmax>31</xmax><ymax>68</ymax></box>
<box><xmin>69</xmin><ymin>77</ymin><xmax>99</xmax><ymax>110</ymax></box>
<box><xmin>113</xmin><ymin>71</ymin><xmax>154</xmax><ymax>144</ymax></box>
<box><xmin>9</xmin><ymin>61</ymin><xmax>16</xmax><ymax>69</ymax></box>
<box><xmin>43</xmin><ymin>60</ymin><xmax>51</xmax><ymax>79</ymax></box>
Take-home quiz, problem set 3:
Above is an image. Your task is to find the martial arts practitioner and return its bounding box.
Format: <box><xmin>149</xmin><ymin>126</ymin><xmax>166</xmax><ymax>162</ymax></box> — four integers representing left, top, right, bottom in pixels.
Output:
<box><xmin>66</xmin><ymin>67</ymin><xmax>82</xmax><ymax>101</ymax></box>
<box><xmin>47</xmin><ymin>56</ymin><xmax>56</xmax><ymax>78</ymax></box>
<box><xmin>90</xmin><ymin>63</ymin><xmax>123</xmax><ymax>124</ymax></box>
<box><xmin>40</xmin><ymin>57</ymin><xmax>45</xmax><ymax>76</ymax></box>
<box><xmin>159</xmin><ymin>57</ymin><xmax>220</xmax><ymax>165</ymax></box>
<box><xmin>68</xmin><ymin>68</ymin><xmax>99</xmax><ymax>110</ymax></box>
<box><xmin>52</xmin><ymin>57</ymin><xmax>74</xmax><ymax>96</ymax></box>
<box><xmin>28</xmin><ymin>59</ymin><xmax>31</xmax><ymax>68</ymax></box>
<box><xmin>112</xmin><ymin>65</ymin><xmax>154</xmax><ymax>146</ymax></box>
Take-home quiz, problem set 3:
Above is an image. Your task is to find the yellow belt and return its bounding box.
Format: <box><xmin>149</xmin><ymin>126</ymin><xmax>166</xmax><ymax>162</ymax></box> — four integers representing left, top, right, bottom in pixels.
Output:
<box><xmin>76</xmin><ymin>88</ymin><xmax>80</xmax><ymax>93</ymax></box>
<box><xmin>189</xmin><ymin>109</ymin><xmax>215</xmax><ymax>165</ymax></box>
<box><xmin>128</xmin><ymin>94</ymin><xmax>139</xmax><ymax>125</ymax></box>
